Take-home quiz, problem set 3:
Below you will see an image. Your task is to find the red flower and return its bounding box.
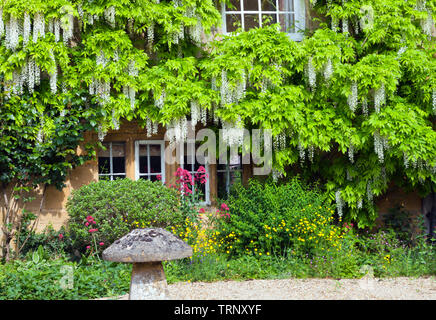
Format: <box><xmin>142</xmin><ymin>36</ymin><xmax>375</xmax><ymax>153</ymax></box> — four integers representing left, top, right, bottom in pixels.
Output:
<box><xmin>99</xmin><ymin>242</ymin><xmax>104</xmax><ymax>246</ymax></box>
<box><xmin>85</xmin><ymin>222</ymin><xmax>89</xmax><ymax>226</ymax></box>
<box><xmin>86</xmin><ymin>245</ymin><xmax>91</xmax><ymax>250</ymax></box>
<box><xmin>89</xmin><ymin>228</ymin><xmax>98</xmax><ymax>233</ymax></box>
<box><xmin>156</xmin><ymin>174</ymin><xmax>162</xmax><ymax>181</ymax></box>
<box><xmin>58</xmin><ymin>233</ymin><xmax>64</xmax><ymax>240</ymax></box>
<box><xmin>199</xmin><ymin>208</ymin><xmax>206</xmax><ymax>214</ymax></box>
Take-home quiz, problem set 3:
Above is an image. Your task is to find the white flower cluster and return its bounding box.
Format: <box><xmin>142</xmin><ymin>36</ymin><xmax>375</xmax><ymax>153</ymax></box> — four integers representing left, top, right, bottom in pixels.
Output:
<box><xmin>104</xmin><ymin>6</ymin><xmax>116</xmax><ymax>28</ymax></box>
<box><xmin>272</xmin><ymin>169</ymin><xmax>283</xmax><ymax>182</ymax></box>
<box><xmin>273</xmin><ymin>133</ymin><xmax>286</xmax><ymax>151</ymax></box>
<box><xmin>33</xmin><ymin>13</ymin><xmax>45</xmax><ymax>43</ymax></box>
<box><xmin>112</xmin><ymin>110</ymin><xmax>120</xmax><ymax>130</ymax></box>
<box><xmin>335</xmin><ymin>190</ymin><xmax>344</xmax><ymax>217</ymax></box>
<box><xmin>221</xmin><ymin>121</ymin><xmax>244</xmax><ymax>147</ymax></box>
<box><xmin>6</xmin><ymin>58</ymin><xmax>41</xmax><ymax>96</ymax></box>
<box><xmin>357</xmin><ymin>199</ymin><xmax>363</xmax><ymax>209</ymax></box>
<box><xmin>190</xmin><ymin>17</ymin><xmax>203</xmax><ymax>44</ymax></box>
<box><xmin>90</xmin><ymin>79</ymin><xmax>110</xmax><ymax>105</ymax></box>
<box><xmin>374</xmin><ymin>130</ymin><xmax>388</xmax><ymax>163</ymax></box>
<box><xmin>307</xmin><ymin>57</ymin><xmax>316</xmax><ymax>90</ymax></box>
<box><xmin>346</xmin><ymin>169</ymin><xmax>352</xmax><ymax>181</ymax></box>
<box><xmin>421</xmin><ymin>10</ymin><xmax>434</xmax><ymax>36</ymax></box>
<box><xmin>342</xmin><ymin>19</ymin><xmax>349</xmax><ymax>34</ymax></box>
<box><xmin>298</xmin><ymin>140</ymin><xmax>305</xmax><ymax>165</ymax></box>
<box><xmin>366</xmin><ymin>180</ymin><xmax>373</xmax><ymax>203</ymax></box>
<box><xmin>147</xmin><ymin>22</ymin><xmax>155</xmax><ymax>49</ymax></box>
<box><xmin>154</xmin><ymin>89</ymin><xmax>166</xmax><ymax>109</ymax></box>
<box><xmin>348</xmin><ymin>143</ymin><xmax>354</xmax><ymax>163</ymax></box>
<box><xmin>190</xmin><ymin>100</ymin><xmax>200</xmax><ymax>127</ymax></box>
<box><xmin>348</xmin><ymin>82</ymin><xmax>358</xmax><ymax>112</ymax></box>
<box><xmin>63</xmin><ymin>14</ymin><xmax>74</xmax><ymax>45</ymax></box>
<box><xmin>126</xmin><ymin>60</ymin><xmax>138</xmax><ymax>110</ymax></box>
<box><xmin>323</xmin><ymin>58</ymin><xmax>333</xmax><ymax>82</ymax></box>
<box><xmin>308</xmin><ymin>145</ymin><xmax>315</xmax><ymax>162</ymax></box>
<box><xmin>374</xmin><ymin>83</ymin><xmax>385</xmax><ymax>113</ymax></box>
<box><xmin>5</xmin><ymin>16</ymin><xmax>19</xmax><ymax>50</ymax></box>
<box><xmin>200</xmin><ymin>106</ymin><xmax>207</xmax><ymax>126</ymax></box>
<box><xmin>403</xmin><ymin>152</ymin><xmax>409</xmax><ymax>169</ymax></box>
<box><xmin>0</xmin><ymin>8</ymin><xmax>4</xmax><ymax>37</ymax></box>
<box><xmin>331</xmin><ymin>17</ymin><xmax>339</xmax><ymax>32</ymax></box>
<box><xmin>49</xmin><ymin>51</ymin><xmax>57</xmax><ymax>94</ymax></box>
<box><xmin>167</xmin><ymin>117</ymin><xmax>188</xmax><ymax>146</ymax></box>
<box><xmin>98</xmin><ymin>124</ymin><xmax>107</xmax><ymax>141</ymax></box>
<box><xmin>23</xmin><ymin>13</ymin><xmax>31</xmax><ymax>47</ymax></box>
<box><xmin>36</xmin><ymin>115</ymin><xmax>45</xmax><ymax>146</ymax></box>
<box><xmin>361</xmin><ymin>97</ymin><xmax>368</xmax><ymax>116</ymax></box>
<box><xmin>220</xmin><ymin>70</ymin><xmax>247</xmax><ymax>105</ymax></box>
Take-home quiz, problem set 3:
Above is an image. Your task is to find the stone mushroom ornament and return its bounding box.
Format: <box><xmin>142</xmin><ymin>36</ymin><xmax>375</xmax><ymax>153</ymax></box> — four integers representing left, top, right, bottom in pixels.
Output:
<box><xmin>102</xmin><ymin>228</ymin><xmax>192</xmax><ymax>300</ymax></box>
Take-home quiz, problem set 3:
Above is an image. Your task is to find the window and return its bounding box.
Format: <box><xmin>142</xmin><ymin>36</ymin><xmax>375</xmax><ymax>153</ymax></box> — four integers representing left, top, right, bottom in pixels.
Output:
<box><xmin>217</xmin><ymin>153</ymin><xmax>243</xmax><ymax>199</ymax></box>
<box><xmin>135</xmin><ymin>140</ymin><xmax>165</xmax><ymax>182</ymax></box>
<box><xmin>180</xmin><ymin>142</ymin><xmax>210</xmax><ymax>204</ymax></box>
<box><xmin>222</xmin><ymin>0</ymin><xmax>305</xmax><ymax>41</ymax></box>
<box><xmin>98</xmin><ymin>142</ymin><xmax>126</xmax><ymax>180</ymax></box>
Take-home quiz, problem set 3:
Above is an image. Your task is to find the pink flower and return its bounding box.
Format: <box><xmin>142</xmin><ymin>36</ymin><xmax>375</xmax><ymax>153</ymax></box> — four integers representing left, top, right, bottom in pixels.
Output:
<box><xmin>85</xmin><ymin>222</ymin><xmax>89</xmax><ymax>226</ymax></box>
<box><xmin>99</xmin><ymin>242</ymin><xmax>104</xmax><ymax>246</ymax></box>
<box><xmin>86</xmin><ymin>245</ymin><xmax>91</xmax><ymax>250</ymax></box>
<box><xmin>220</xmin><ymin>203</ymin><xmax>230</xmax><ymax>211</ymax></box>
<box><xmin>89</xmin><ymin>228</ymin><xmax>98</xmax><ymax>233</ymax></box>
<box><xmin>156</xmin><ymin>175</ymin><xmax>162</xmax><ymax>181</ymax></box>
<box><xmin>199</xmin><ymin>208</ymin><xmax>206</xmax><ymax>214</ymax></box>
<box><xmin>58</xmin><ymin>234</ymin><xmax>64</xmax><ymax>240</ymax></box>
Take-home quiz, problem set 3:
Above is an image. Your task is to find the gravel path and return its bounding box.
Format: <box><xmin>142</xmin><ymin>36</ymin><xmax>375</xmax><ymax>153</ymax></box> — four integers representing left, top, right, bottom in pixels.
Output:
<box><xmin>111</xmin><ymin>277</ymin><xmax>436</xmax><ymax>300</ymax></box>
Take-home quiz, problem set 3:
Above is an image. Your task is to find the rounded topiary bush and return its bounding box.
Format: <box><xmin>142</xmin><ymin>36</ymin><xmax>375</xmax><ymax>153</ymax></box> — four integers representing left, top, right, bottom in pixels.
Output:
<box><xmin>66</xmin><ymin>179</ymin><xmax>182</xmax><ymax>253</ymax></box>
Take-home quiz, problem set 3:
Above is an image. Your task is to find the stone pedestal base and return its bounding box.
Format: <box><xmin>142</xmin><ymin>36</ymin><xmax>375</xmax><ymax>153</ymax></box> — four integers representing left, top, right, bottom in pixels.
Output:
<box><xmin>129</xmin><ymin>262</ymin><xmax>170</xmax><ymax>300</ymax></box>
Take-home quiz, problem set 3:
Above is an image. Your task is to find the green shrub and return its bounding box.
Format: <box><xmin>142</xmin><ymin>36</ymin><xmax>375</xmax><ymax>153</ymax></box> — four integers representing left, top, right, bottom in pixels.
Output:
<box><xmin>214</xmin><ymin>178</ymin><xmax>338</xmax><ymax>257</ymax></box>
<box><xmin>66</xmin><ymin>179</ymin><xmax>183</xmax><ymax>254</ymax></box>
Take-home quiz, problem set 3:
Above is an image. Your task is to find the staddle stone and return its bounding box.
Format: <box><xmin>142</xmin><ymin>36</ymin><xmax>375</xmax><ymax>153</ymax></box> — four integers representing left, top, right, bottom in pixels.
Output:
<box><xmin>102</xmin><ymin>228</ymin><xmax>192</xmax><ymax>300</ymax></box>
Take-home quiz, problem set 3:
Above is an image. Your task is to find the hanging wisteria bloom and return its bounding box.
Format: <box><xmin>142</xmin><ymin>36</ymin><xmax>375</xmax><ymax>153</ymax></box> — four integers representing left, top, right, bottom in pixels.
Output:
<box><xmin>152</xmin><ymin>122</ymin><xmax>159</xmax><ymax>135</ymax></box>
<box><xmin>403</xmin><ymin>152</ymin><xmax>409</xmax><ymax>169</ymax></box>
<box><xmin>62</xmin><ymin>14</ymin><xmax>74</xmax><ymax>45</ymax></box>
<box><xmin>307</xmin><ymin>57</ymin><xmax>316</xmax><ymax>90</ymax></box>
<box><xmin>374</xmin><ymin>83</ymin><xmax>385</xmax><ymax>113</ymax></box>
<box><xmin>331</xmin><ymin>16</ymin><xmax>338</xmax><ymax>32</ymax></box>
<box><xmin>366</xmin><ymin>180</ymin><xmax>373</xmax><ymax>203</ymax></box>
<box><xmin>357</xmin><ymin>199</ymin><xmax>363</xmax><ymax>209</ymax></box>
<box><xmin>54</xmin><ymin>19</ymin><xmax>60</xmax><ymax>42</ymax></box>
<box><xmin>147</xmin><ymin>22</ymin><xmax>155</xmax><ymax>49</ymax></box>
<box><xmin>200</xmin><ymin>107</ymin><xmax>207</xmax><ymax>126</ymax></box>
<box><xmin>98</xmin><ymin>124</ymin><xmax>107</xmax><ymax>141</ymax></box>
<box><xmin>33</xmin><ymin>13</ymin><xmax>45</xmax><ymax>43</ymax></box>
<box><xmin>272</xmin><ymin>169</ymin><xmax>283</xmax><ymax>182</ymax></box>
<box><xmin>298</xmin><ymin>140</ymin><xmax>305</xmax><ymax>165</ymax></box>
<box><xmin>23</xmin><ymin>13</ymin><xmax>31</xmax><ymax>47</ymax></box>
<box><xmin>308</xmin><ymin>145</ymin><xmax>315</xmax><ymax>163</ymax></box>
<box><xmin>146</xmin><ymin>118</ymin><xmax>153</xmax><ymax>137</ymax></box>
<box><xmin>323</xmin><ymin>58</ymin><xmax>333</xmax><ymax>82</ymax></box>
<box><xmin>220</xmin><ymin>70</ymin><xmax>230</xmax><ymax>106</ymax></box>
<box><xmin>190</xmin><ymin>17</ymin><xmax>203</xmax><ymax>44</ymax></box>
<box><xmin>49</xmin><ymin>51</ymin><xmax>57</xmax><ymax>94</ymax></box>
<box><xmin>342</xmin><ymin>18</ymin><xmax>349</xmax><ymax>34</ymax></box>
<box><xmin>335</xmin><ymin>190</ymin><xmax>344</xmax><ymax>217</ymax></box>
<box><xmin>104</xmin><ymin>6</ymin><xmax>116</xmax><ymax>28</ymax></box>
<box><xmin>421</xmin><ymin>10</ymin><xmax>433</xmax><ymax>36</ymax></box>
<box><xmin>361</xmin><ymin>97</ymin><xmax>368</xmax><ymax>116</ymax></box>
<box><xmin>5</xmin><ymin>16</ymin><xmax>19</xmax><ymax>50</ymax></box>
<box><xmin>0</xmin><ymin>8</ymin><xmax>4</xmax><ymax>37</ymax></box>
<box><xmin>154</xmin><ymin>89</ymin><xmax>166</xmax><ymax>109</ymax></box>
<box><xmin>348</xmin><ymin>143</ymin><xmax>354</xmax><ymax>163</ymax></box>
<box><xmin>348</xmin><ymin>82</ymin><xmax>358</xmax><ymax>112</ymax></box>
<box><xmin>374</xmin><ymin>130</ymin><xmax>385</xmax><ymax>163</ymax></box>
<box><xmin>190</xmin><ymin>100</ymin><xmax>200</xmax><ymax>128</ymax></box>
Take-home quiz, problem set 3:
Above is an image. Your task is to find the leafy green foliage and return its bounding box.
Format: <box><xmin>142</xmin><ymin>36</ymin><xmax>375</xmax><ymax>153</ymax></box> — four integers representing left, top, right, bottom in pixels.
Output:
<box><xmin>66</xmin><ymin>179</ymin><xmax>183</xmax><ymax>253</ymax></box>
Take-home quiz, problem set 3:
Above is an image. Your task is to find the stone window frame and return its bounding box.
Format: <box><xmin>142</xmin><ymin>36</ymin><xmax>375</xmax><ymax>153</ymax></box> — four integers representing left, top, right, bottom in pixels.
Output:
<box><xmin>221</xmin><ymin>0</ymin><xmax>306</xmax><ymax>41</ymax></box>
<box><xmin>134</xmin><ymin>140</ymin><xmax>166</xmax><ymax>183</ymax></box>
<box><xmin>98</xmin><ymin>141</ymin><xmax>126</xmax><ymax>181</ymax></box>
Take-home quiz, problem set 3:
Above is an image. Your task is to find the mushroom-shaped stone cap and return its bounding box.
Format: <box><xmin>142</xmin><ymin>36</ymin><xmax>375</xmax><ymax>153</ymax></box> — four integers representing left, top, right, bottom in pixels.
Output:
<box><xmin>102</xmin><ymin>228</ymin><xmax>192</xmax><ymax>263</ymax></box>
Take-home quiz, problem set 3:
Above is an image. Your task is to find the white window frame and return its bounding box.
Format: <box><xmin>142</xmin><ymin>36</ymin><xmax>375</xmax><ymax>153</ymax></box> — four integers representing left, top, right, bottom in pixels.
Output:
<box><xmin>98</xmin><ymin>142</ymin><xmax>126</xmax><ymax>181</ymax></box>
<box><xmin>179</xmin><ymin>142</ymin><xmax>211</xmax><ymax>205</ymax></box>
<box><xmin>221</xmin><ymin>0</ymin><xmax>306</xmax><ymax>41</ymax></box>
<box><xmin>135</xmin><ymin>140</ymin><xmax>166</xmax><ymax>183</ymax></box>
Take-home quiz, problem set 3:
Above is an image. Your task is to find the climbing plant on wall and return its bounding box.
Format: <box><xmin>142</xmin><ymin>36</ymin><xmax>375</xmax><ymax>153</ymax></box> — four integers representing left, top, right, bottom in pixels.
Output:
<box><xmin>201</xmin><ymin>0</ymin><xmax>436</xmax><ymax>227</ymax></box>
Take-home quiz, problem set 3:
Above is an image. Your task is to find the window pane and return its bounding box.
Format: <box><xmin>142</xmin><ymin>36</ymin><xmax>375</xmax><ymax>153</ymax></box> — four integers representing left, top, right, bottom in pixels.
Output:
<box><xmin>244</xmin><ymin>14</ymin><xmax>260</xmax><ymax>30</ymax></box>
<box><xmin>111</xmin><ymin>143</ymin><xmax>125</xmax><ymax>158</ymax></box>
<box><xmin>139</xmin><ymin>145</ymin><xmax>148</xmax><ymax>174</ymax></box>
<box><xmin>98</xmin><ymin>157</ymin><xmax>110</xmax><ymax>174</ymax></box>
<box><xmin>149</xmin><ymin>145</ymin><xmax>162</xmax><ymax>174</ymax></box>
<box><xmin>139</xmin><ymin>175</ymin><xmax>149</xmax><ymax>180</ymax></box>
<box><xmin>262</xmin><ymin>14</ymin><xmax>277</xmax><ymax>26</ymax></box>
<box><xmin>217</xmin><ymin>171</ymin><xmax>228</xmax><ymax>199</ymax></box>
<box><xmin>226</xmin><ymin>14</ymin><xmax>242</xmax><ymax>32</ymax></box>
<box><xmin>278</xmin><ymin>0</ymin><xmax>294</xmax><ymax>11</ymax></box>
<box><xmin>98</xmin><ymin>175</ymin><xmax>111</xmax><ymax>181</ymax></box>
<box><xmin>113</xmin><ymin>157</ymin><xmax>125</xmax><ymax>174</ymax></box>
<box><xmin>261</xmin><ymin>0</ymin><xmax>277</xmax><ymax>11</ymax></box>
<box><xmin>113</xmin><ymin>175</ymin><xmax>126</xmax><ymax>180</ymax></box>
<box><xmin>150</xmin><ymin>175</ymin><xmax>159</xmax><ymax>182</ymax></box>
<box><xmin>279</xmin><ymin>13</ymin><xmax>295</xmax><ymax>33</ymax></box>
<box><xmin>244</xmin><ymin>0</ymin><xmax>258</xmax><ymax>11</ymax></box>
<box><xmin>226</xmin><ymin>0</ymin><xmax>241</xmax><ymax>11</ymax></box>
